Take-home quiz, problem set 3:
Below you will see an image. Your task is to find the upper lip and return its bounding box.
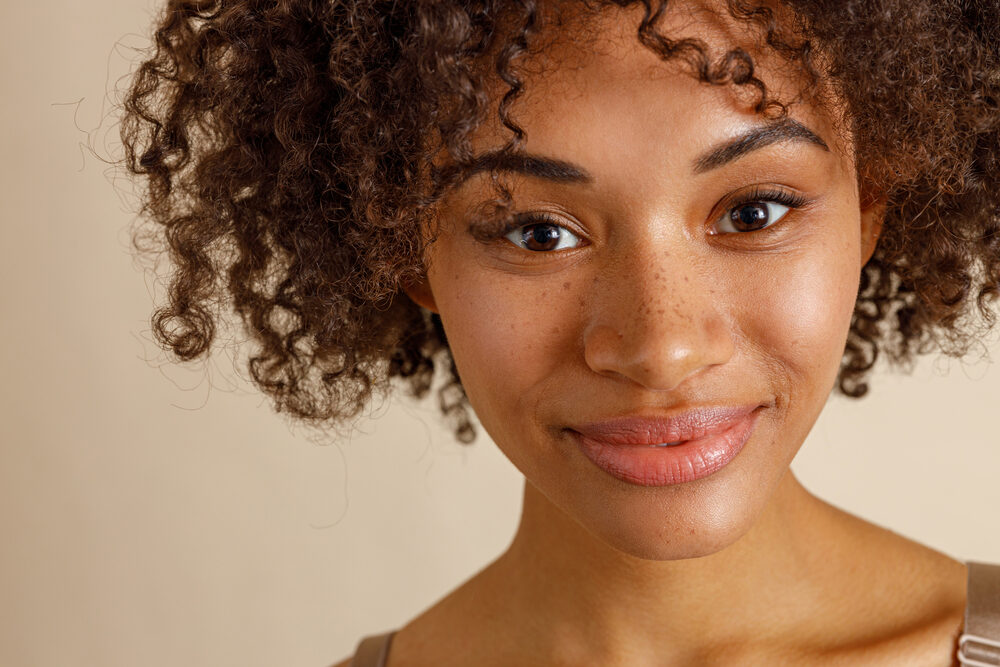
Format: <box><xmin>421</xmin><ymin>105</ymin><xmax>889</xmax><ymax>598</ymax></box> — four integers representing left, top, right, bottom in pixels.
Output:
<box><xmin>570</xmin><ymin>403</ymin><xmax>762</xmax><ymax>445</ymax></box>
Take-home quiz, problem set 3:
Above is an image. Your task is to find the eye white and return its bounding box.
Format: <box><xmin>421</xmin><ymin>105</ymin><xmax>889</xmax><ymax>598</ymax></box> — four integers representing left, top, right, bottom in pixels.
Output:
<box><xmin>716</xmin><ymin>201</ymin><xmax>791</xmax><ymax>234</ymax></box>
<box><xmin>504</xmin><ymin>223</ymin><xmax>583</xmax><ymax>251</ymax></box>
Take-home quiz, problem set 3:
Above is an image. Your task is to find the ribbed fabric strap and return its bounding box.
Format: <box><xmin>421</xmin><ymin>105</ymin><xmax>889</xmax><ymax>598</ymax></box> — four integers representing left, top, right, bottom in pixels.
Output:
<box><xmin>959</xmin><ymin>562</ymin><xmax>1000</xmax><ymax>667</ymax></box>
<box><xmin>348</xmin><ymin>630</ymin><xmax>396</xmax><ymax>667</ymax></box>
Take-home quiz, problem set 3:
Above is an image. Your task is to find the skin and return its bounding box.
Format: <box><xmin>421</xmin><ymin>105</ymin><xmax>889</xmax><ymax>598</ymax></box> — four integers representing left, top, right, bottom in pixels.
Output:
<box><xmin>338</xmin><ymin>2</ymin><xmax>967</xmax><ymax>665</ymax></box>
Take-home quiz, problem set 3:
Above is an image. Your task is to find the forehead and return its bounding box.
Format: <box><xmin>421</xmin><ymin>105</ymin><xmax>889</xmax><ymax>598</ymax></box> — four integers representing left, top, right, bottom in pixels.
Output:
<box><xmin>436</xmin><ymin>0</ymin><xmax>851</xmax><ymax>197</ymax></box>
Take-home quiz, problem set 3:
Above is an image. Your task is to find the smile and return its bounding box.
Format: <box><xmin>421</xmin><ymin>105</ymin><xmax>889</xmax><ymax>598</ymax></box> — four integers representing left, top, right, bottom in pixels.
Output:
<box><xmin>570</xmin><ymin>404</ymin><xmax>764</xmax><ymax>486</ymax></box>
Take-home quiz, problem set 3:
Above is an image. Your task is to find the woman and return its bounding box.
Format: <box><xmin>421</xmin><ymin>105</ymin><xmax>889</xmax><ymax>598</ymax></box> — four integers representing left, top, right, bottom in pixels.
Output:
<box><xmin>121</xmin><ymin>0</ymin><xmax>1000</xmax><ymax>664</ymax></box>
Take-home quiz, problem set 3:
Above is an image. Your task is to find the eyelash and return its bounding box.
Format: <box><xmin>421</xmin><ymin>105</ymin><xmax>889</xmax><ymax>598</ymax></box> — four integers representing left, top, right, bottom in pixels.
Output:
<box><xmin>471</xmin><ymin>186</ymin><xmax>810</xmax><ymax>251</ymax></box>
<box><xmin>713</xmin><ymin>187</ymin><xmax>809</xmax><ymax>235</ymax></box>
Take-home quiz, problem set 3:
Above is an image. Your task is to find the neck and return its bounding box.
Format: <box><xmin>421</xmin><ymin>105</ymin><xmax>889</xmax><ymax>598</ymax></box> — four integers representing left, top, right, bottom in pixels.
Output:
<box><xmin>485</xmin><ymin>470</ymin><xmax>840</xmax><ymax>664</ymax></box>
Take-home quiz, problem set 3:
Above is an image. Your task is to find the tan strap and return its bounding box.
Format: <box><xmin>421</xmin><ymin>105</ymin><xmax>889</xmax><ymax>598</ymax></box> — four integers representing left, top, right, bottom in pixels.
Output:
<box><xmin>348</xmin><ymin>630</ymin><xmax>396</xmax><ymax>667</ymax></box>
<box><xmin>959</xmin><ymin>562</ymin><xmax>1000</xmax><ymax>666</ymax></box>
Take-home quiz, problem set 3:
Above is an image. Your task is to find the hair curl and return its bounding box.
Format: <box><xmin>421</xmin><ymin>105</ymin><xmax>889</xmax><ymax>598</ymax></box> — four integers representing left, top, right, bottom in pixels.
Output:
<box><xmin>121</xmin><ymin>0</ymin><xmax>1000</xmax><ymax>443</ymax></box>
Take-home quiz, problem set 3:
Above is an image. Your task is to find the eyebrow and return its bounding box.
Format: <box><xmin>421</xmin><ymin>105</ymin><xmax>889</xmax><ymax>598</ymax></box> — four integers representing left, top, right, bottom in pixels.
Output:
<box><xmin>692</xmin><ymin>119</ymin><xmax>830</xmax><ymax>173</ymax></box>
<box><xmin>454</xmin><ymin>151</ymin><xmax>594</xmax><ymax>187</ymax></box>
<box><xmin>452</xmin><ymin>119</ymin><xmax>829</xmax><ymax>187</ymax></box>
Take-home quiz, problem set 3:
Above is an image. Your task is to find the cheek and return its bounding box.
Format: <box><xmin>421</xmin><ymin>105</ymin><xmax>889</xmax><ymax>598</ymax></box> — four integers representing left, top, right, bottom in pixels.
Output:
<box><xmin>739</xmin><ymin>223</ymin><xmax>861</xmax><ymax>402</ymax></box>
<box><xmin>429</xmin><ymin>260</ymin><xmax>579</xmax><ymax>430</ymax></box>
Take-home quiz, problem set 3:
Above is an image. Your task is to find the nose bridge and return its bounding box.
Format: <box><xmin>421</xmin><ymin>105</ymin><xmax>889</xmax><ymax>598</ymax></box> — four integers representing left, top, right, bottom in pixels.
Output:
<box><xmin>583</xmin><ymin>243</ymin><xmax>734</xmax><ymax>391</ymax></box>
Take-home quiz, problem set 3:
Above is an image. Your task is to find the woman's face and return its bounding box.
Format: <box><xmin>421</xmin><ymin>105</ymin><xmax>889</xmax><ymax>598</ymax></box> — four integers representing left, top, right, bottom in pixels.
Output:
<box><xmin>409</xmin><ymin>3</ymin><xmax>881</xmax><ymax>560</ymax></box>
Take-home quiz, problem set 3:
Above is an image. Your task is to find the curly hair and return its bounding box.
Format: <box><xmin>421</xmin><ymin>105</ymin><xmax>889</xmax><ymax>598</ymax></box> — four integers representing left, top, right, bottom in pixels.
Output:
<box><xmin>121</xmin><ymin>0</ymin><xmax>1000</xmax><ymax>444</ymax></box>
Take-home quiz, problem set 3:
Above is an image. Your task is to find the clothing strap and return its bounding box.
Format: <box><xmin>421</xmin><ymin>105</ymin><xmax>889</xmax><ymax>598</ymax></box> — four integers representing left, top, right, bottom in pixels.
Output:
<box><xmin>959</xmin><ymin>561</ymin><xmax>1000</xmax><ymax>667</ymax></box>
<box><xmin>348</xmin><ymin>630</ymin><xmax>396</xmax><ymax>667</ymax></box>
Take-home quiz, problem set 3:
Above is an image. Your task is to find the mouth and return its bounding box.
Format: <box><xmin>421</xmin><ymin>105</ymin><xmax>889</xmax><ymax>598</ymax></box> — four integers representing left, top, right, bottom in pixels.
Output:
<box><xmin>568</xmin><ymin>404</ymin><xmax>765</xmax><ymax>486</ymax></box>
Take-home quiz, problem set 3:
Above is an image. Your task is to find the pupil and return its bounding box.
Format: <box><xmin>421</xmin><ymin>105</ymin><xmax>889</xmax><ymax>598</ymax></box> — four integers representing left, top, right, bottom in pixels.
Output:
<box><xmin>733</xmin><ymin>203</ymin><xmax>768</xmax><ymax>230</ymax></box>
<box><xmin>526</xmin><ymin>224</ymin><xmax>560</xmax><ymax>250</ymax></box>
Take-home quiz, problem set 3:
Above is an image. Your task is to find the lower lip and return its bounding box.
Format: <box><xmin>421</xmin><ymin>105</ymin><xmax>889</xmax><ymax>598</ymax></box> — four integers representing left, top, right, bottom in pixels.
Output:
<box><xmin>571</xmin><ymin>409</ymin><xmax>762</xmax><ymax>487</ymax></box>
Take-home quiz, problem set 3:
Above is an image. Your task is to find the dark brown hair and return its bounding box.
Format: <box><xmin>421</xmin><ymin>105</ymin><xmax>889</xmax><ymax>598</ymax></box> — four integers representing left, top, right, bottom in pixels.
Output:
<box><xmin>121</xmin><ymin>0</ymin><xmax>1000</xmax><ymax>443</ymax></box>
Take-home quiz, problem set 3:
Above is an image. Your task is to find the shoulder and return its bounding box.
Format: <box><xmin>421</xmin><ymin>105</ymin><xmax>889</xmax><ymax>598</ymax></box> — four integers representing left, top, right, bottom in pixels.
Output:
<box><xmin>803</xmin><ymin>501</ymin><xmax>969</xmax><ymax>664</ymax></box>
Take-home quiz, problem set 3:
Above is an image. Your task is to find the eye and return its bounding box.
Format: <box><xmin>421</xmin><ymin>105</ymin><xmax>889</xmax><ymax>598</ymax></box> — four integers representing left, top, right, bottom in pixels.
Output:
<box><xmin>711</xmin><ymin>187</ymin><xmax>809</xmax><ymax>236</ymax></box>
<box><xmin>715</xmin><ymin>200</ymin><xmax>791</xmax><ymax>234</ymax></box>
<box><xmin>503</xmin><ymin>217</ymin><xmax>583</xmax><ymax>252</ymax></box>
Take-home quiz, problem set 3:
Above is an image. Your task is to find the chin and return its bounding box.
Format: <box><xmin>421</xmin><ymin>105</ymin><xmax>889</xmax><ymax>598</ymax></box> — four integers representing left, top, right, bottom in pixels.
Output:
<box><xmin>568</xmin><ymin>470</ymin><xmax>770</xmax><ymax>562</ymax></box>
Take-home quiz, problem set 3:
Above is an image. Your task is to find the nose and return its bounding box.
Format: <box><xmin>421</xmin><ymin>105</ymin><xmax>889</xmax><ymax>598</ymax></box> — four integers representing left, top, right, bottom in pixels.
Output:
<box><xmin>582</xmin><ymin>249</ymin><xmax>735</xmax><ymax>392</ymax></box>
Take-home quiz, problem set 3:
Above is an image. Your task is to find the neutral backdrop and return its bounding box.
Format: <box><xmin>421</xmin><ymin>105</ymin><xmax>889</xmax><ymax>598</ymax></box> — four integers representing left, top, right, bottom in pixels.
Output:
<box><xmin>2</xmin><ymin>2</ymin><xmax>999</xmax><ymax>666</ymax></box>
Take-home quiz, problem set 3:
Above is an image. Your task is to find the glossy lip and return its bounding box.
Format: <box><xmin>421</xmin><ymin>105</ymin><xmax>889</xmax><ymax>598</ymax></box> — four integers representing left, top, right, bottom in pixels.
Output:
<box><xmin>569</xmin><ymin>404</ymin><xmax>764</xmax><ymax>487</ymax></box>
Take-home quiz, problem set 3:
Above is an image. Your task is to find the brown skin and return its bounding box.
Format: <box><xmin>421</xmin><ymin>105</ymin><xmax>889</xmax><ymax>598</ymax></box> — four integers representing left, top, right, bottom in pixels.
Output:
<box><xmin>336</xmin><ymin>4</ymin><xmax>967</xmax><ymax>666</ymax></box>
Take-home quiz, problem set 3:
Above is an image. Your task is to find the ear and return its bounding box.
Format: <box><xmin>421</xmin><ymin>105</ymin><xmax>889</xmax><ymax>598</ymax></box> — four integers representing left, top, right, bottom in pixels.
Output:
<box><xmin>859</xmin><ymin>195</ymin><xmax>886</xmax><ymax>266</ymax></box>
<box><xmin>401</xmin><ymin>272</ymin><xmax>439</xmax><ymax>313</ymax></box>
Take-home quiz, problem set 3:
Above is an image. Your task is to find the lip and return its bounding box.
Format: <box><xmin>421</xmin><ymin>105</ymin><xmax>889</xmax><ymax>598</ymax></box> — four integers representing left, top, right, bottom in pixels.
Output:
<box><xmin>569</xmin><ymin>404</ymin><xmax>764</xmax><ymax>486</ymax></box>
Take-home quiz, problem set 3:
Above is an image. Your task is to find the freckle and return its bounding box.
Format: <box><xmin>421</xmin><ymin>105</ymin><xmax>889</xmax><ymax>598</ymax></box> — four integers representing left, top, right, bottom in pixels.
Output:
<box><xmin>563</xmin><ymin>281</ymin><xmax>570</xmax><ymax>291</ymax></box>
<box><xmin>657</xmin><ymin>308</ymin><xmax>664</xmax><ymax>315</ymax></box>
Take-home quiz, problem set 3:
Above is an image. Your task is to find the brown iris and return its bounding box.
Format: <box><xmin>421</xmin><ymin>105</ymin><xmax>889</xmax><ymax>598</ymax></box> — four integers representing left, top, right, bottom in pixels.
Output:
<box><xmin>520</xmin><ymin>224</ymin><xmax>563</xmax><ymax>251</ymax></box>
<box><xmin>729</xmin><ymin>202</ymin><xmax>772</xmax><ymax>232</ymax></box>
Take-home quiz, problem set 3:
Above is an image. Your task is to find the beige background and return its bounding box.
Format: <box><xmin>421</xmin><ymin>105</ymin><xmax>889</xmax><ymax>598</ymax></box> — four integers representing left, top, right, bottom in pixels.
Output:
<box><xmin>2</xmin><ymin>2</ymin><xmax>999</xmax><ymax>666</ymax></box>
